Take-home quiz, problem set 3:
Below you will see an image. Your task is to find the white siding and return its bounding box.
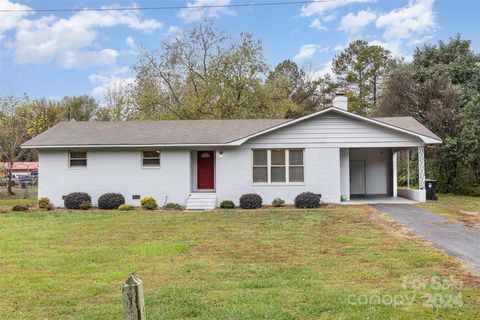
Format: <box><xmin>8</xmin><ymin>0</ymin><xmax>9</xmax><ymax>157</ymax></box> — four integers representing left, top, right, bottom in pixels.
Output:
<box><xmin>247</xmin><ymin>113</ymin><xmax>424</xmax><ymax>147</ymax></box>
<box><xmin>216</xmin><ymin>147</ymin><xmax>340</xmax><ymax>204</ymax></box>
<box><xmin>349</xmin><ymin>148</ymin><xmax>391</xmax><ymax>195</ymax></box>
<box><xmin>38</xmin><ymin>149</ymin><xmax>190</xmax><ymax>207</ymax></box>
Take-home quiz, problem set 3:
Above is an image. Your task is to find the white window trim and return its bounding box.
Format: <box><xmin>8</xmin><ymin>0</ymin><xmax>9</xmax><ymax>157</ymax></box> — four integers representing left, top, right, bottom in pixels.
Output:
<box><xmin>252</xmin><ymin>149</ymin><xmax>305</xmax><ymax>185</ymax></box>
<box><xmin>68</xmin><ymin>151</ymin><xmax>87</xmax><ymax>168</ymax></box>
<box><xmin>141</xmin><ymin>150</ymin><xmax>161</xmax><ymax>168</ymax></box>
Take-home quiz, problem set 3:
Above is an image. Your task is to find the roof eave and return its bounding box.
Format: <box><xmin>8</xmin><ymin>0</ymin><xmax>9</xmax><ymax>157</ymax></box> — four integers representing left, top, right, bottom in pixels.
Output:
<box><xmin>21</xmin><ymin>142</ymin><xmax>237</xmax><ymax>149</ymax></box>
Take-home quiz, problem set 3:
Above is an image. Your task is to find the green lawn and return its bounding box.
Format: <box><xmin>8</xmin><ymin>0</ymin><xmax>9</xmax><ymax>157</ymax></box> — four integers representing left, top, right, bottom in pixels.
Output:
<box><xmin>417</xmin><ymin>193</ymin><xmax>480</xmax><ymax>225</ymax></box>
<box><xmin>0</xmin><ymin>206</ymin><xmax>479</xmax><ymax>319</ymax></box>
<box><xmin>0</xmin><ymin>187</ymin><xmax>38</xmax><ymax>208</ymax></box>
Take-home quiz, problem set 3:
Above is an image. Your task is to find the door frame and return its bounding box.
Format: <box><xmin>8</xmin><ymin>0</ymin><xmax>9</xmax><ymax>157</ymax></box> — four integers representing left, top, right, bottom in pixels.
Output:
<box><xmin>350</xmin><ymin>159</ymin><xmax>366</xmax><ymax>197</ymax></box>
<box><xmin>192</xmin><ymin>150</ymin><xmax>216</xmax><ymax>192</ymax></box>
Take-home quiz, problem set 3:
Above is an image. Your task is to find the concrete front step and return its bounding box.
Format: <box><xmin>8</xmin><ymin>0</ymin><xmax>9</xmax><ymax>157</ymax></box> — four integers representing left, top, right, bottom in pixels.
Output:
<box><xmin>186</xmin><ymin>193</ymin><xmax>217</xmax><ymax>210</ymax></box>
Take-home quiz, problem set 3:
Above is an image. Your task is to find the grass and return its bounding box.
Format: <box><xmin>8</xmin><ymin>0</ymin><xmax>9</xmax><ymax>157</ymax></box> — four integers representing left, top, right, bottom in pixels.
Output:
<box><xmin>417</xmin><ymin>193</ymin><xmax>480</xmax><ymax>225</ymax></box>
<box><xmin>0</xmin><ymin>187</ymin><xmax>38</xmax><ymax>208</ymax></box>
<box><xmin>0</xmin><ymin>205</ymin><xmax>479</xmax><ymax>319</ymax></box>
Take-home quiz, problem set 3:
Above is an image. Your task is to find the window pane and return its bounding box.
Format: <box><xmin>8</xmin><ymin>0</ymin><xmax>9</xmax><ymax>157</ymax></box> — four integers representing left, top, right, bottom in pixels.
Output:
<box><xmin>253</xmin><ymin>167</ymin><xmax>268</xmax><ymax>182</ymax></box>
<box><xmin>70</xmin><ymin>152</ymin><xmax>86</xmax><ymax>159</ymax></box>
<box><xmin>143</xmin><ymin>159</ymin><xmax>160</xmax><ymax>166</ymax></box>
<box><xmin>271</xmin><ymin>150</ymin><xmax>285</xmax><ymax>165</ymax></box>
<box><xmin>289</xmin><ymin>166</ymin><xmax>304</xmax><ymax>182</ymax></box>
<box><xmin>289</xmin><ymin>150</ymin><xmax>303</xmax><ymax>165</ymax></box>
<box><xmin>271</xmin><ymin>167</ymin><xmax>286</xmax><ymax>182</ymax></box>
<box><xmin>143</xmin><ymin>151</ymin><xmax>160</xmax><ymax>158</ymax></box>
<box><xmin>70</xmin><ymin>159</ymin><xmax>87</xmax><ymax>167</ymax></box>
<box><xmin>253</xmin><ymin>150</ymin><xmax>267</xmax><ymax>165</ymax></box>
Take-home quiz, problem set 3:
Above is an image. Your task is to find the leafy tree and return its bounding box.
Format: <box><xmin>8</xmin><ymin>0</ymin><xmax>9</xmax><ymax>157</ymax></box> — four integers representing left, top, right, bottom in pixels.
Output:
<box><xmin>133</xmin><ymin>21</ymin><xmax>292</xmax><ymax>120</ymax></box>
<box><xmin>0</xmin><ymin>96</ymin><xmax>29</xmax><ymax>195</ymax></box>
<box><xmin>265</xmin><ymin>60</ymin><xmax>337</xmax><ymax>118</ymax></box>
<box><xmin>412</xmin><ymin>34</ymin><xmax>480</xmax><ymax>101</ymax></box>
<box><xmin>333</xmin><ymin>40</ymin><xmax>396</xmax><ymax>115</ymax></box>
<box><xmin>61</xmin><ymin>95</ymin><xmax>99</xmax><ymax>121</ymax></box>
<box><xmin>460</xmin><ymin>94</ymin><xmax>480</xmax><ymax>183</ymax></box>
<box><xmin>378</xmin><ymin>35</ymin><xmax>480</xmax><ymax>194</ymax></box>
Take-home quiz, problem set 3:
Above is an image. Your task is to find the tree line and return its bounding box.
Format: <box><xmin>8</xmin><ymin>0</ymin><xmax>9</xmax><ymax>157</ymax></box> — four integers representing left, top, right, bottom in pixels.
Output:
<box><xmin>1</xmin><ymin>22</ymin><xmax>479</xmax><ymax>195</ymax></box>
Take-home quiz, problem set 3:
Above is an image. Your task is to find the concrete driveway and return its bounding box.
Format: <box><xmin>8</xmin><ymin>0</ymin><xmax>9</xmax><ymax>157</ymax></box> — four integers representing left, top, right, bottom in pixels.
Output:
<box><xmin>373</xmin><ymin>204</ymin><xmax>480</xmax><ymax>274</ymax></box>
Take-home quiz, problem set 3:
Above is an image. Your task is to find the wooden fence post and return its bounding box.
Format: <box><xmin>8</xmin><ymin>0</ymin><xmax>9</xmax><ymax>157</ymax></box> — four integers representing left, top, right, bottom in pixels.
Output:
<box><xmin>122</xmin><ymin>275</ymin><xmax>146</xmax><ymax>320</ymax></box>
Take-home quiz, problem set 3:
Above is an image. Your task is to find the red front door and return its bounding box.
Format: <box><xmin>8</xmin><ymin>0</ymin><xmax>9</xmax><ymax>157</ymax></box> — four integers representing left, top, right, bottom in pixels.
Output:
<box><xmin>197</xmin><ymin>151</ymin><xmax>214</xmax><ymax>189</ymax></box>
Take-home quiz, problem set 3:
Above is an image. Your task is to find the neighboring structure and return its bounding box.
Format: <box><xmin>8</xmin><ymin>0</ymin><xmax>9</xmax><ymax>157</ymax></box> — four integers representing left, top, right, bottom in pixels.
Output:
<box><xmin>22</xmin><ymin>94</ymin><xmax>441</xmax><ymax>209</ymax></box>
<box><xmin>1</xmin><ymin>162</ymin><xmax>38</xmax><ymax>176</ymax></box>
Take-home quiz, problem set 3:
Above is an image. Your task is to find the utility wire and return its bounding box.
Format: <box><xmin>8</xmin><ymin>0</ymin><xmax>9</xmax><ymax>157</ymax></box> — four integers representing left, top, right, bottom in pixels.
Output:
<box><xmin>0</xmin><ymin>0</ymin><xmax>335</xmax><ymax>13</ymax></box>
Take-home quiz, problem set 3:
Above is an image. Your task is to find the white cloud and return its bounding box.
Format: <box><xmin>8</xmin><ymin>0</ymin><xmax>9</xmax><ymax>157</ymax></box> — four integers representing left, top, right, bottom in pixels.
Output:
<box><xmin>166</xmin><ymin>25</ymin><xmax>182</xmax><ymax>36</ymax></box>
<box><xmin>179</xmin><ymin>0</ymin><xmax>235</xmax><ymax>23</ymax></box>
<box><xmin>7</xmin><ymin>4</ymin><xmax>162</xmax><ymax>68</ymax></box>
<box><xmin>293</xmin><ymin>44</ymin><xmax>320</xmax><ymax>61</ymax></box>
<box><xmin>58</xmin><ymin>49</ymin><xmax>118</xmax><ymax>69</ymax></box>
<box><xmin>125</xmin><ymin>36</ymin><xmax>138</xmax><ymax>55</ymax></box>
<box><xmin>126</xmin><ymin>36</ymin><xmax>135</xmax><ymax>48</ymax></box>
<box><xmin>89</xmin><ymin>73</ymin><xmax>135</xmax><ymax>97</ymax></box>
<box><xmin>309</xmin><ymin>18</ymin><xmax>328</xmax><ymax>31</ymax></box>
<box><xmin>0</xmin><ymin>0</ymin><xmax>32</xmax><ymax>38</ymax></box>
<box><xmin>301</xmin><ymin>0</ymin><xmax>375</xmax><ymax>17</ymax></box>
<box><xmin>339</xmin><ymin>10</ymin><xmax>377</xmax><ymax>35</ymax></box>
<box><xmin>307</xmin><ymin>60</ymin><xmax>334</xmax><ymax>80</ymax></box>
<box><xmin>375</xmin><ymin>0</ymin><xmax>436</xmax><ymax>57</ymax></box>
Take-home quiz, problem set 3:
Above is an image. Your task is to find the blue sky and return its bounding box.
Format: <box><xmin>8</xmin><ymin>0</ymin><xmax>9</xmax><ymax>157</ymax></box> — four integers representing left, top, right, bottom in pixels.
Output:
<box><xmin>0</xmin><ymin>0</ymin><xmax>479</xmax><ymax>102</ymax></box>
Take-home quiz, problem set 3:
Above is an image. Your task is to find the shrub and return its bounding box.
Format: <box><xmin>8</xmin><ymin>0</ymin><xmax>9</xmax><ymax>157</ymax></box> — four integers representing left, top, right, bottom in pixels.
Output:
<box><xmin>98</xmin><ymin>193</ymin><xmax>125</xmax><ymax>210</ymax></box>
<box><xmin>294</xmin><ymin>192</ymin><xmax>320</xmax><ymax>209</ymax></box>
<box><xmin>272</xmin><ymin>198</ymin><xmax>285</xmax><ymax>207</ymax></box>
<box><xmin>64</xmin><ymin>192</ymin><xmax>91</xmax><ymax>209</ymax></box>
<box><xmin>79</xmin><ymin>201</ymin><xmax>92</xmax><ymax>210</ymax></box>
<box><xmin>12</xmin><ymin>205</ymin><xmax>28</xmax><ymax>211</ymax></box>
<box><xmin>38</xmin><ymin>197</ymin><xmax>51</xmax><ymax>209</ymax></box>
<box><xmin>220</xmin><ymin>200</ymin><xmax>235</xmax><ymax>209</ymax></box>
<box><xmin>43</xmin><ymin>203</ymin><xmax>54</xmax><ymax>211</ymax></box>
<box><xmin>118</xmin><ymin>204</ymin><xmax>136</xmax><ymax>211</ymax></box>
<box><xmin>140</xmin><ymin>196</ymin><xmax>157</xmax><ymax>210</ymax></box>
<box><xmin>239</xmin><ymin>193</ymin><xmax>262</xmax><ymax>209</ymax></box>
<box><xmin>163</xmin><ymin>202</ymin><xmax>182</xmax><ymax>210</ymax></box>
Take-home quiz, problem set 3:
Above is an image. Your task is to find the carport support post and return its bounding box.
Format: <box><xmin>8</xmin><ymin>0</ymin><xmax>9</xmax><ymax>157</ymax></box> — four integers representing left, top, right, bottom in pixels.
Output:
<box><xmin>406</xmin><ymin>149</ymin><xmax>410</xmax><ymax>189</ymax></box>
<box><xmin>122</xmin><ymin>275</ymin><xmax>146</xmax><ymax>320</ymax></box>
<box><xmin>418</xmin><ymin>146</ymin><xmax>425</xmax><ymax>190</ymax></box>
<box><xmin>392</xmin><ymin>151</ymin><xmax>398</xmax><ymax>197</ymax></box>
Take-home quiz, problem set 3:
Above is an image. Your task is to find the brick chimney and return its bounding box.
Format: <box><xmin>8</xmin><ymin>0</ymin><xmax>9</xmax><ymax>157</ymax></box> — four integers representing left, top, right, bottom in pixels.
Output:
<box><xmin>333</xmin><ymin>90</ymin><xmax>348</xmax><ymax>111</ymax></box>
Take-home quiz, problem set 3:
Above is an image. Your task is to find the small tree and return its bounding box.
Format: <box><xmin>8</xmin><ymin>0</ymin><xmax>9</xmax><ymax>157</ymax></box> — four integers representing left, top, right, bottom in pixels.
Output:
<box><xmin>0</xmin><ymin>96</ymin><xmax>29</xmax><ymax>195</ymax></box>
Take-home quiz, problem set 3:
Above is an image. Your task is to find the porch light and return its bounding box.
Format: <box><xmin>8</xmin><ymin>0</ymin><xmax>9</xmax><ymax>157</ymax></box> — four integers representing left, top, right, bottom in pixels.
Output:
<box><xmin>219</xmin><ymin>151</ymin><xmax>223</xmax><ymax>158</ymax></box>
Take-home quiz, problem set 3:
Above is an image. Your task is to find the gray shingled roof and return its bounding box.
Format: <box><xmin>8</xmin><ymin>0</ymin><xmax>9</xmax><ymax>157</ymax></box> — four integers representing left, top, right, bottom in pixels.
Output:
<box><xmin>22</xmin><ymin>119</ymin><xmax>290</xmax><ymax>147</ymax></box>
<box><xmin>22</xmin><ymin>112</ymin><xmax>441</xmax><ymax>148</ymax></box>
<box><xmin>372</xmin><ymin>116</ymin><xmax>441</xmax><ymax>140</ymax></box>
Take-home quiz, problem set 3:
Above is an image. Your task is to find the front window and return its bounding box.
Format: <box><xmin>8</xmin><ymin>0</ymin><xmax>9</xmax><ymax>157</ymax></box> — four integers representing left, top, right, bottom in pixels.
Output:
<box><xmin>252</xmin><ymin>149</ymin><xmax>304</xmax><ymax>183</ymax></box>
<box><xmin>142</xmin><ymin>151</ymin><xmax>160</xmax><ymax>167</ymax></box>
<box><xmin>69</xmin><ymin>151</ymin><xmax>87</xmax><ymax>167</ymax></box>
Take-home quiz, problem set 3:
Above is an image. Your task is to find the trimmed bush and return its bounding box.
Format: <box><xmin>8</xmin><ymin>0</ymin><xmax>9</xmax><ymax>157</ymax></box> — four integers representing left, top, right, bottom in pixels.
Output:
<box><xmin>272</xmin><ymin>198</ymin><xmax>285</xmax><ymax>207</ymax></box>
<box><xmin>64</xmin><ymin>192</ymin><xmax>91</xmax><ymax>209</ymax></box>
<box><xmin>239</xmin><ymin>193</ymin><xmax>262</xmax><ymax>209</ymax></box>
<box><xmin>12</xmin><ymin>205</ymin><xmax>28</xmax><ymax>211</ymax></box>
<box><xmin>118</xmin><ymin>204</ymin><xmax>136</xmax><ymax>211</ymax></box>
<box><xmin>140</xmin><ymin>196</ymin><xmax>157</xmax><ymax>210</ymax></box>
<box><xmin>79</xmin><ymin>201</ymin><xmax>92</xmax><ymax>210</ymax></box>
<box><xmin>98</xmin><ymin>193</ymin><xmax>125</xmax><ymax>210</ymax></box>
<box><xmin>220</xmin><ymin>200</ymin><xmax>235</xmax><ymax>209</ymax></box>
<box><xmin>38</xmin><ymin>197</ymin><xmax>51</xmax><ymax>209</ymax></box>
<box><xmin>294</xmin><ymin>192</ymin><xmax>320</xmax><ymax>209</ymax></box>
<box><xmin>163</xmin><ymin>202</ymin><xmax>182</xmax><ymax>211</ymax></box>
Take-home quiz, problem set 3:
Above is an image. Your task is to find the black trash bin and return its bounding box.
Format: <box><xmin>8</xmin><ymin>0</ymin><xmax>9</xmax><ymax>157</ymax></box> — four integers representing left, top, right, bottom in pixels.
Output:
<box><xmin>425</xmin><ymin>179</ymin><xmax>438</xmax><ymax>200</ymax></box>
